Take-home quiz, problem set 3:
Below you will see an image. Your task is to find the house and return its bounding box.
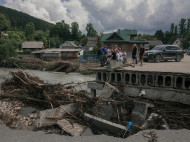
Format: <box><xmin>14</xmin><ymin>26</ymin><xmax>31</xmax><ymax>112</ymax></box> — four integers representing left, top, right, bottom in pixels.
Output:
<box><xmin>145</xmin><ymin>40</ymin><xmax>163</xmax><ymax>47</ymax></box>
<box><xmin>101</xmin><ymin>29</ymin><xmax>148</xmax><ymax>51</ymax></box>
<box><xmin>32</xmin><ymin>49</ymin><xmax>82</xmax><ymax>60</ymax></box>
<box><xmin>59</xmin><ymin>41</ymin><xmax>81</xmax><ymax>49</ymax></box>
<box><xmin>22</xmin><ymin>41</ymin><xmax>45</xmax><ymax>53</ymax></box>
<box><xmin>172</xmin><ymin>38</ymin><xmax>184</xmax><ymax>48</ymax></box>
<box><xmin>59</xmin><ymin>41</ymin><xmax>83</xmax><ymax>56</ymax></box>
<box><xmin>83</xmin><ymin>37</ymin><xmax>97</xmax><ymax>51</ymax></box>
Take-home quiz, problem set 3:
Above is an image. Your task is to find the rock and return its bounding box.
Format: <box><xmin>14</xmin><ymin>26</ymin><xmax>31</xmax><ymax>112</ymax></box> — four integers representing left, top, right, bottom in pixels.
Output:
<box><xmin>57</xmin><ymin>119</ymin><xmax>86</xmax><ymax>136</ymax></box>
<box><xmin>36</xmin><ymin>103</ymin><xmax>78</xmax><ymax>128</ymax></box>
<box><xmin>18</xmin><ymin>107</ymin><xmax>37</xmax><ymax>116</ymax></box>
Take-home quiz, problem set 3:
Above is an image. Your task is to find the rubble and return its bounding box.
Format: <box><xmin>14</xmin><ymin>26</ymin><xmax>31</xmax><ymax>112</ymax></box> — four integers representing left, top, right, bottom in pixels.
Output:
<box><xmin>0</xmin><ymin>71</ymin><xmax>190</xmax><ymax>138</ymax></box>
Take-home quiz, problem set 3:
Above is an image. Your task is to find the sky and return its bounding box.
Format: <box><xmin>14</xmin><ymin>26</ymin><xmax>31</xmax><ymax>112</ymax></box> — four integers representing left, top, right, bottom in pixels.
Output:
<box><xmin>1</xmin><ymin>0</ymin><xmax>190</xmax><ymax>34</ymax></box>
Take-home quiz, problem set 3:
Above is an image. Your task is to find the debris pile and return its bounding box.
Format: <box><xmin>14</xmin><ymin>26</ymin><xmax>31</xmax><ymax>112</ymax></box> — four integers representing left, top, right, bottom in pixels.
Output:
<box><xmin>1</xmin><ymin>56</ymin><xmax>78</xmax><ymax>73</ymax></box>
<box><xmin>0</xmin><ymin>70</ymin><xmax>190</xmax><ymax>138</ymax></box>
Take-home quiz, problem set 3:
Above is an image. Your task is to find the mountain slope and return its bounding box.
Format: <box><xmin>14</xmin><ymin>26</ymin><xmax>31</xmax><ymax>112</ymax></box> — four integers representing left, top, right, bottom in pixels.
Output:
<box><xmin>0</xmin><ymin>5</ymin><xmax>54</xmax><ymax>31</ymax></box>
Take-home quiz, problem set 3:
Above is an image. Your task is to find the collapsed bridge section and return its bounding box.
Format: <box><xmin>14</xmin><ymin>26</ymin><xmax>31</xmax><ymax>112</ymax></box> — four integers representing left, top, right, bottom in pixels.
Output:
<box><xmin>93</xmin><ymin>68</ymin><xmax>190</xmax><ymax>105</ymax></box>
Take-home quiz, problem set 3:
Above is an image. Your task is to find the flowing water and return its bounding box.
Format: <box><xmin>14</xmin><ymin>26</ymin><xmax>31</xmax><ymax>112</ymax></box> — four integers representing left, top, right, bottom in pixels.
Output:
<box><xmin>0</xmin><ymin>68</ymin><xmax>95</xmax><ymax>91</ymax></box>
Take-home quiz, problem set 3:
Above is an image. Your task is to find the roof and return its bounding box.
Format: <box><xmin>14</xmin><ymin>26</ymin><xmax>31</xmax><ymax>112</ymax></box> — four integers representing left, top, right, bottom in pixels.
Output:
<box><xmin>101</xmin><ymin>29</ymin><xmax>137</xmax><ymax>42</ymax></box>
<box><xmin>32</xmin><ymin>49</ymin><xmax>82</xmax><ymax>54</ymax></box>
<box><xmin>22</xmin><ymin>41</ymin><xmax>44</xmax><ymax>49</ymax></box>
<box><xmin>146</xmin><ymin>40</ymin><xmax>163</xmax><ymax>46</ymax></box>
<box><xmin>60</xmin><ymin>41</ymin><xmax>80</xmax><ymax>48</ymax></box>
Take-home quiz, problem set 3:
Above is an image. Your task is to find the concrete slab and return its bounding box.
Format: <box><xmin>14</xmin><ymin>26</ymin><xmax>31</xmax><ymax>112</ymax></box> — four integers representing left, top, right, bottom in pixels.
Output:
<box><xmin>131</xmin><ymin>101</ymin><xmax>154</xmax><ymax>125</ymax></box>
<box><xmin>87</xmin><ymin>82</ymin><xmax>104</xmax><ymax>90</ymax></box>
<box><xmin>99</xmin><ymin>82</ymin><xmax>119</xmax><ymax>100</ymax></box>
<box><xmin>37</xmin><ymin>103</ymin><xmax>78</xmax><ymax>128</ymax></box>
<box><xmin>57</xmin><ymin>119</ymin><xmax>86</xmax><ymax>136</ymax></box>
<box><xmin>84</xmin><ymin>113</ymin><xmax>126</xmax><ymax>135</ymax></box>
<box><xmin>97</xmin><ymin>103</ymin><xmax>114</xmax><ymax>120</ymax></box>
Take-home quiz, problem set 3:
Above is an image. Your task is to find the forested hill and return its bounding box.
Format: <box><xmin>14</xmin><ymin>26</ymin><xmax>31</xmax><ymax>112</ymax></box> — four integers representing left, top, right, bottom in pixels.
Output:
<box><xmin>0</xmin><ymin>5</ymin><xmax>54</xmax><ymax>31</ymax></box>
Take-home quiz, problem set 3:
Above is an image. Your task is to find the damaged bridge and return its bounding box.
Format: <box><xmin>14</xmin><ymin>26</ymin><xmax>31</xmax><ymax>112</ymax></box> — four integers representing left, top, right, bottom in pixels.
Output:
<box><xmin>91</xmin><ymin>66</ymin><xmax>190</xmax><ymax>105</ymax></box>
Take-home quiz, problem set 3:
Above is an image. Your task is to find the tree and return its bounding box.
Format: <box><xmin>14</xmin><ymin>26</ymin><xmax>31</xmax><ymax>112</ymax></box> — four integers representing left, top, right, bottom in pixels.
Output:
<box><xmin>174</xmin><ymin>25</ymin><xmax>178</xmax><ymax>35</ymax></box>
<box><xmin>187</xmin><ymin>18</ymin><xmax>190</xmax><ymax>33</ymax></box>
<box><xmin>25</xmin><ymin>22</ymin><xmax>35</xmax><ymax>40</ymax></box>
<box><xmin>71</xmin><ymin>22</ymin><xmax>81</xmax><ymax>41</ymax></box>
<box><xmin>179</xmin><ymin>18</ymin><xmax>186</xmax><ymax>34</ymax></box>
<box><xmin>154</xmin><ymin>30</ymin><xmax>164</xmax><ymax>41</ymax></box>
<box><xmin>0</xmin><ymin>13</ymin><xmax>10</xmax><ymax>32</ymax></box>
<box><xmin>86</xmin><ymin>23</ymin><xmax>97</xmax><ymax>37</ymax></box>
<box><xmin>170</xmin><ymin>23</ymin><xmax>175</xmax><ymax>35</ymax></box>
<box><xmin>0</xmin><ymin>38</ymin><xmax>16</xmax><ymax>61</ymax></box>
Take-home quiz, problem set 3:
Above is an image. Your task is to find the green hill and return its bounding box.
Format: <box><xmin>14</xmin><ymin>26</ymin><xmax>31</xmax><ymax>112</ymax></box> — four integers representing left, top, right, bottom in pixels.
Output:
<box><xmin>0</xmin><ymin>5</ymin><xmax>54</xmax><ymax>31</ymax></box>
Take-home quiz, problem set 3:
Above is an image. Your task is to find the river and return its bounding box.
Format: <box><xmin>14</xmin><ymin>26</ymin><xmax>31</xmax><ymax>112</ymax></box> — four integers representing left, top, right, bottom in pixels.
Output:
<box><xmin>0</xmin><ymin>68</ymin><xmax>96</xmax><ymax>91</ymax></box>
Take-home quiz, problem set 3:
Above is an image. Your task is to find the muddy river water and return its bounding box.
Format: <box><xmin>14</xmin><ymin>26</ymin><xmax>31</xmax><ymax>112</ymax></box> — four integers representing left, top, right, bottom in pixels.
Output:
<box><xmin>0</xmin><ymin>68</ymin><xmax>95</xmax><ymax>91</ymax></box>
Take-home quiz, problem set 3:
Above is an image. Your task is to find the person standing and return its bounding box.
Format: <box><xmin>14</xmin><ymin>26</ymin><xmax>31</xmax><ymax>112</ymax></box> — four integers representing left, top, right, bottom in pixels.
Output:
<box><xmin>102</xmin><ymin>46</ymin><xmax>108</xmax><ymax>64</ymax></box>
<box><xmin>139</xmin><ymin>44</ymin><xmax>145</xmax><ymax>66</ymax></box>
<box><xmin>132</xmin><ymin>44</ymin><xmax>138</xmax><ymax>67</ymax></box>
<box><xmin>97</xmin><ymin>48</ymin><xmax>104</xmax><ymax>67</ymax></box>
<box><xmin>122</xmin><ymin>49</ymin><xmax>127</xmax><ymax>65</ymax></box>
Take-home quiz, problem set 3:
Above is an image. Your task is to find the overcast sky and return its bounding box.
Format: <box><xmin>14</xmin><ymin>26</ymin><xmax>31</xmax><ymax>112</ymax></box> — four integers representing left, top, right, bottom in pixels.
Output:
<box><xmin>1</xmin><ymin>0</ymin><xmax>190</xmax><ymax>34</ymax></box>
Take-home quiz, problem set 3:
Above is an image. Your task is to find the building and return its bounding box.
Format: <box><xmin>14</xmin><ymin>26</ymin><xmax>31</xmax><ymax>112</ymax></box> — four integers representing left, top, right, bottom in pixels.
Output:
<box><xmin>172</xmin><ymin>38</ymin><xmax>184</xmax><ymax>48</ymax></box>
<box><xmin>145</xmin><ymin>40</ymin><xmax>163</xmax><ymax>46</ymax></box>
<box><xmin>83</xmin><ymin>37</ymin><xmax>97</xmax><ymax>51</ymax></box>
<box><xmin>22</xmin><ymin>41</ymin><xmax>45</xmax><ymax>53</ymax></box>
<box><xmin>101</xmin><ymin>29</ymin><xmax>148</xmax><ymax>51</ymax></box>
<box><xmin>59</xmin><ymin>41</ymin><xmax>81</xmax><ymax>49</ymax></box>
<box><xmin>32</xmin><ymin>49</ymin><xmax>82</xmax><ymax>60</ymax></box>
<box><xmin>59</xmin><ymin>41</ymin><xmax>83</xmax><ymax>56</ymax></box>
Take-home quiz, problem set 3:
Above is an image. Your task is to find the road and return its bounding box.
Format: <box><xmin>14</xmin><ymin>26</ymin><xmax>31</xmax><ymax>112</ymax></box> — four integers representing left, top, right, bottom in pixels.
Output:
<box><xmin>0</xmin><ymin>125</ymin><xmax>189</xmax><ymax>142</ymax></box>
<box><xmin>125</xmin><ymin>54</ymin><xmax>190</xmax><ymax>73</ymax></box>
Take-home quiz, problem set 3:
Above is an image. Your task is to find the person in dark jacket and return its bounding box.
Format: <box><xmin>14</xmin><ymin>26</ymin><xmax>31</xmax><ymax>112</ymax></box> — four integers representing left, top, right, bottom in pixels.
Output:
<box><xmin>139</xmin><ymin>44</ymin><xmax>145</xmax><ymax>66</ymax></box>
<box><xmin>97</xmin><ymin>48</ymin><xmax>104</xmax><ymax>66</ymax></box>
<box><xmin>132</xmin><ymin>44</ymin><xmax>138</xmax><ymax>67</ymax></box>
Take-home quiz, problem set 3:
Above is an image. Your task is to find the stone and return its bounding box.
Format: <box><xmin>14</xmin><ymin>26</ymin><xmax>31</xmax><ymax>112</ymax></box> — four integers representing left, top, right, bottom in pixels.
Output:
<box><xmin>80</xmin><ymin>128</ymin><xmax>94</xmax><ymax>136</ymax></box>
<box><xmin>99</xmin><ymin>82</ymin><xmax>119</xmax><ymax>100</ymax></box>
<box><xmin>18</xmin><ymin>107</ymin><xmax>37</xmax><ymax>116</ymax></box>
<box><xmin>108</xmin><ymin>60</ymin><xmax>123</xmax><ymax>69</ymax></box>
<box><xmin>57</xmin><ymin>119</ymin><xmax>86</xmax><ymax>136</ymax></box>
<box><xmin>87</xmin><ymin>82</ymin><xmax>104</xmax><ymax>90</ymax></box>
<box><xmin>36</xmin><ymin>103</ymin><xmax>78</xmax><ymax>128</ymax></box>
<box><xmin>84</xmin><ymin>113</ymin><xmax>126</xmax><ymax>135</ymax></box>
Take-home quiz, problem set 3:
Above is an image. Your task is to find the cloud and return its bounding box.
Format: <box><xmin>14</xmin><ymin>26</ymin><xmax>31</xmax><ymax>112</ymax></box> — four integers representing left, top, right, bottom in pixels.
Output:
<box><xmin>4</xmin><ymin>0</ymin><xmax>89</xmax><ymax>32</ymax></box>
<box><xmin>2</xmin><ymin>0</ymin><xmax>190</xmax><ymax>34</ymax></box>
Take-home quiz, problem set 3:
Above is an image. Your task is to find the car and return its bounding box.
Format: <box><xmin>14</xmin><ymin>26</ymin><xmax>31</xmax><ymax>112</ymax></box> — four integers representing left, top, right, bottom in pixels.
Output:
<box><xmin>143</xmin><ymin>45</ymin><xmax>184</xmax><ymax>62</ymax></box>
<box><xmin>187</xmin><ymin>48</ymin><xmax>190</xmax><ymax>55</ymax></box>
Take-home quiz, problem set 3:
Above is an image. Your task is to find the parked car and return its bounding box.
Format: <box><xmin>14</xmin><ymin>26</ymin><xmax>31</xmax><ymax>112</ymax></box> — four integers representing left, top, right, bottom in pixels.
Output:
<box><xmin>143</xmin><ymin>45</ymin><xmax>184</xmax><ymax>62</ymax></box>
<box><xmin>187</xmin><ymin>48</ymin><xmax>190</xmax><ymax>55</ymax></box>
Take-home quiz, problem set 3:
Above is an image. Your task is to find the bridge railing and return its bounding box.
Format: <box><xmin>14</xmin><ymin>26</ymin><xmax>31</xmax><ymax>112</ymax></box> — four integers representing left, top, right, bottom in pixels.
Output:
<box><xmin>80</xmin><ymin>54</ymin><xmax>99</xmax><ymax>63</ymax></box>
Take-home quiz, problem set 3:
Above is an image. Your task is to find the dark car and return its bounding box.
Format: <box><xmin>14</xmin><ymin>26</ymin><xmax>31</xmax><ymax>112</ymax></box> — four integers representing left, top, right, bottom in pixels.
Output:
<box><xmin>187</xmin><ymin>48</ymin><xmax>190</xmax><ymax>55</ymax></box>
<box><xmin>143</xmin><ymin>45</ymin><xmax>184</xmax><ymax>62</ymax></box>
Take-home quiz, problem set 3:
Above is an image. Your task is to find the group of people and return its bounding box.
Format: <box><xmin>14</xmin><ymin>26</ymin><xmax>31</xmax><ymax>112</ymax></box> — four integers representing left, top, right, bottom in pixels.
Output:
<box><xmin>131</xmin><ymin>44</ymin><xmax>145</xmax><ymax>67</ymax></box>
<box><xmin>97</xmin><ymin>44</ymin><xmax>145</xmax><ymax>67</ymax></box>
<box><xmin>97</xmin><ymin>45</ymin><xmax>127</xmax><ymax>67</ymax></box>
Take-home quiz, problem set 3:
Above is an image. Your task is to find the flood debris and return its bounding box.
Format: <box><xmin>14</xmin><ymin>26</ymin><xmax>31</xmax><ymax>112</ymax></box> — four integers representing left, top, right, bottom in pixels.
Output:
<box><xmin>57</xmin><ymin>119</ymin><xmax>86</xmax><ymax>136</ymax></box>
<box><xmin>0</xmin><ymin>71</ymin><xmax>190</xmax><ymax>138</ymax></box>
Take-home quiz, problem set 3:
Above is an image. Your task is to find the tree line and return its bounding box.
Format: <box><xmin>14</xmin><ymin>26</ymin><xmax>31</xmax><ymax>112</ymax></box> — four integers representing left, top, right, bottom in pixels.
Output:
<box><xmin>138</xmin><ymin>18</ymin><xmax>190</xmax><ymax>49</ymax></box>
<box><xmin>0</xmin><ymin>10</ymin><xmax>98</xmax><ymax>61</ymax></box>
